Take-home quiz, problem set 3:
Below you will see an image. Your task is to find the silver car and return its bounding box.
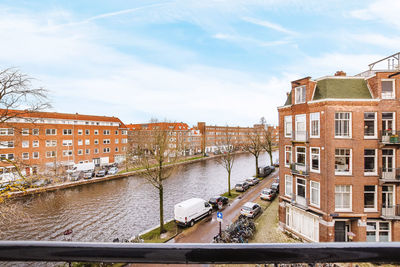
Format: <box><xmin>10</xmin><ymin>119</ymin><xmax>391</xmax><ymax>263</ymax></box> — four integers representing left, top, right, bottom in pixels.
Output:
<box><xmin>240</xmin><ymin>202</ymin><xmax>261</xmax><ymax>218</ymax></box>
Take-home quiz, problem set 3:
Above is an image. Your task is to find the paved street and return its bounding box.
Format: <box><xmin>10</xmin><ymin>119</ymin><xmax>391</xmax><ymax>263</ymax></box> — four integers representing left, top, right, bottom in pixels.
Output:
<box><xmin>170</xmin><ymin>169</ymin><xmax>279</xmax><ymax>243</ymax></box>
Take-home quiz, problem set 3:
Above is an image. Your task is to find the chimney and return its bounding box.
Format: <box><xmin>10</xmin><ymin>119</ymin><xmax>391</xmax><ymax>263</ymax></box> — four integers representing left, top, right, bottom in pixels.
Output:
<box><xmin>334</xmin><ymin>70</ymin><xmax>346</xmax><ymax>76</ymax></box>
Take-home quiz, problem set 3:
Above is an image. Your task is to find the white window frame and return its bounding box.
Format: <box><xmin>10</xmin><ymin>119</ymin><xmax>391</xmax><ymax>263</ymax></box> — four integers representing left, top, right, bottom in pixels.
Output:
<box><xmin>296</xmin><ymin>146</ymin><xmax>306</xmax><ymax>166</ymax></box>
<box><xmin>78</xmin><ymin>149</ymin><xmax>83</xmax><ymax>155</ymax></box>
<box><xmin>85</xmin><ymin>139</ymin><xmax>90</xmax><ymax>145</ymax></box>
<box><xmin>310</xmin><ymin>112</ymin><xmax>320</xmax><ymax>138</ymax></box>
<box><xmin>46</xmin><ymin>151</ymin><xmax>56</xmax><ymax>158</ymax></box>
<box><xmin>85</xmin><ymin>149</ymin><xmax>90</xmax><ymax>155</ymax></box>
<box><xmin>104</xmin><ymin>130</ymin><xmax>110</xmax><ymax>135</ymax></box>
<box><xmin>22</xmin><ymin>140</ymin><xmax>29</xmax><ymax>148</ymax></box>
<box><xmin>310</xmin><ymin>147</ymin><xmax>320</xmax><ymax>173</ymax></box>
<box><xmin>32</xmin><ymin>152</ymin><xmax>39</xmax><ymax>159</ymax></box>
<box><xmin>366</xmin><ymin>221</ymin><xmax>391</xmax><ymax>242</ymax></box>
<box><xmin>32</xmin><ymin>140</ymin><xmax>39</xmax><ymax>148</ymax></box>
<box><xmin>94</xmin><ymin>139</ymin><xmax>99</xmax><ymax>145</ymax></box>
<box><xmin>94</xmin><ymin>130</ymin><xmax>99</xmax><ymax>135</ymax></box>
<box><xmin>85</xmin><ymin>129</ymin><xmax>90</xmax><ymax>135</ymax></box>
<box><xmin>381</xmin><ymin>79</ymin><xmax>395</xmax><ymax>99</ymax></box>
<box><xmin>45</xmin><ymin>140</ymin><xmax>57</xmax><ymax>147</ymax></box>
<box><xmin>364</xmin><ymin>185</ymin><xmax>377</xmax><ymax>212</ymax></box>
<box><xmin>103</xmin><ymin>139</ymin><xmax>110</xmax><ymax>144</ymax></box>
<box><xmin>94</xmin><ymin>148</ymin><xmax>99</xmax><ymax>154</ymax></box>
<box><xmin>335</xmin><ymin>148</ymin><xmax>352</xmax><ymax>175</ymax></box>
<box><xmin>22</xmin><ymin>152</ymin><xmax>29</xmax><ymax>160</ymax></box>
<box><xmin>62</xmin><ymin>140</ymin><xmax>73</xmax><ymax>146</ymax></box>
<box><xmin>285</xmin><ymin>175</ymin><xmax>293</xmax><ymax>197</ymax></box>
<box><xmin>364</xmin><ymin>112</ymin><xmax>377</xmax><ymax>139</ymax></box>
<box><xmin>62</xmin><ymin>150</ymin><xmax>73</xmax><ymax>157</ymax></box>
<box><xmin>334</xmin><ymin>112</ymin><xmax>352</xmax><ymax>138</ymax></box>
<box><xmin>45</xmin><ymin>129</ymin><xmax>57</xmax><ymax>135</ymax></box>
<box><xmin>63</xmin><ymin>129</ymin><xmax>72</xmax><ymax>135</ymax></box>
<box><xmin>78</xmin><ymin>139</ymin><xmax>83</xmax><ymax>146</ymax></box>
<box><xmin>285</xmin><ymin>145</ymin><xmax>292</xmax><ymax>168</ymax></box>
<box><xmin>364</xmin><ymin>149</ymin><xmax>378</xmax><ymax>176</ymax></box>
<box><xmin>32</xmin><ymin>129</ymin><xmax>39</xmax><ymax>135</ymax></box>
<box><xmin>296</xmin><ymin>178</ymin><xmax>306</xmax><ymax>198</ymax></box>
<box><xmin>295</xmin><ymin>85</ymin><xmax>306</xmax><ymax>104</ymax></box>
<box><xmin>22</xmin><ymin>128</ymin><xmax>29</xmax><ymax>136</ymax></box>
<box><xmin>103</xmin><ymin>147</ymin><xmax>110</xmax><ymax>153</ymax></box>
<box><xmin>78</xmin><ymin>129</ymin><xmax>83</xmax><ymax>135</ymax></box>
<box><xmin>310</xmin><ymin>181</ymin><xmax>320</xmax><ymax>208</ymax></box>
<box><xmin>284</xmin><ymin>116</ymin><xmax>292</xmax><ymax>138</ymax></box>
<box><xmin>335</xmin><ymin>185</ymin><xmax>352</xmax><ymax>212</ymax></box>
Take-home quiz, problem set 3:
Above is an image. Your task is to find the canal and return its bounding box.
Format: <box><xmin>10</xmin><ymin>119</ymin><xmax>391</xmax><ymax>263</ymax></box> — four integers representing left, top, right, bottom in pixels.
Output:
<box><xmin>0</xmin><ymin>151</ymin><xmax>278</xmax><ymax>242</ymax></box>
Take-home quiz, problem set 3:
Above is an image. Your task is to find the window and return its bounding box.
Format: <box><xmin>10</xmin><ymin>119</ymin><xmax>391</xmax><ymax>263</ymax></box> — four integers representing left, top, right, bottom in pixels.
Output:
<box><xmin>335</xmin><ymin>185</ymin><xmax>352</xmax><ymax>211</ymax></box>
<box><xmin>381</xmin><ymin>79</ymin><xmax>395</xmax><ymax>99</ymax></box>
<box><xmin>310</xmin><ymin>112</ymin><xmax>320</xmax><ymax>138</ymax></box>
<box><xmin>335</xmin><ymin>148</ymin><xmax>351</xmax><ymax>175</ymax></box>
<box><xmin>85</xmin><ymin>139</ymin><xmax>90</xmax><ymax>145</ymax></box>
<box><xmin>103</xmin><ymin>147</ymin><xmax>110</xmax><ymax>153</ymax></box>
<box><xmin>63</xmin><ymin>150</ymin><xmax>73</xmax><ymax>157</ymax></box>
<box><xmin>46</xmin><ymin>151</ymin><xmax>56</xmax><ymax>158</ymax></box>
<box><xmin>335</xmin><ymin>112</ymin><xmax>351</xmax><ymax>138</ymax></box>
<box><xmin>0</xmin><ymin>154</ymin><xmax>14</xmax><ymax>160</ymax></box>
<box><xmin>104</xmin><ymin>130</ymin><xmax>110</xmax><ymax>135</ymax></box>
<box><xmin>122</xmin><ymin>138</ymin><xmax>128</xmax><ymax>144</ymax></box>
<box><xmin>62</xmin><ymin>140</ymin><xmax>73</xmax><ymax>146</ymax></box>
<box><xmin>22</xmin><ymin>128</ymin><xmax>29</xmax><ymax>135</ymax></box>
<box><xmin>122</xmin><ymin>146</ymin><xmax>126</xmax><ymax>152</ymax></box>
<box><xmin>32</xmin><ymin>152</ymin><xmax>39</xmax><ymax>159</ymax></box>
<box><xmin>85</xmin><ymin>149</ymin><xmax>90</xmax><ymax>154</ymax></box>
<box><xmin>296</xmin><ymin>178</ymin><xmax>306</xmax><ymax>198</ymax></box>
<box><xmin>78</xmin><ymin>149</ymin><xmax>83</xmax><ymax>155</ymax></box>
<box><xmin>284</xmin><ymin>116</ymin><xmax>292</xmax><ymax>137</ymax></box>
<box><xmin>78</xmin><ymin>129</ymin><xmax>83</xmax><ymax>135</ymax></box>
<box><xmin>285</xmin><ymin>175</ymin><xmax>293</xmax><ymax>197</ymax></box>
<box><xmin>367</xmin><ymin>221</ymin><xmax>390</xmax><ymax>242</ymax></box>
<box><xmin>364</xmin><ymin>185</ymin><xmax>377</xmax><ymax>211</ymax></box>
<box><xmin>0</xmin><ymin>128</ymin><xmax>13</xmax><ymax>135</ymax></box>
<box><xmin>63</xmin><ymin>129</ymin><xmax>72</xmax><ymax>135</ymax></box>
<box><xmin>0</xmin><ymin>141</ymin><xmax>14</xmax><ymax>149</ymax></box>
<box><xmin>122</xmin><ymin>130</ymin><xmax>127</xmax><ymax>135</ymax></box>
<box><xmin>115</xmin><ymin>139</ymin><xmax>119</xmax><ymax>144</ymax></box>
<box><xmin>103</xmin><ymin>139</ymin><xmax>110</xmax><ymax>144</ymax></box>
<box><xmin>94</xmin><ymin>148</ymin><xmax>99</xmax><ymax>154</ymax></box>
<box><xmin>32</xmin><ymin>140</ymin><xmax>39</xmax><ymax>147</ymax></box>
<box><xmin>115</xmin><ymin>130</ymin><xmax>119</xmax><ymax>135</ymax></box>
<box><xmin>85</xmin><ymin>129</ymin><xmax>90</xmax><ymax>135</ymax></box>
<box><xmin>285</xmin><ymin>146</ymin><xmax>292</xmax><ymax>167</ymax></box>
<box><xmin>364</xmin><ymin>149</ymin><xmax>377</xmax><ymax>175</ymax></box>
<box><xmin>46</xmin><ymin>140</ymin><xmax>57</xmax><ymax>147</ymax></box>
<box><xmin>22</xmin><ymin>140</ymin><xmax>29</xmax><ymax>148</ymax></box>
<box><xmin>296</xmin><ymin>147</ymin><xmax>306</xmax><ymax>165</ymax></box>
<box><xmin>32</xmin><ymin>129</ymin><xmax>39</xmax><ymax>135</ymax></box>
<box><xmin>115</xmin><ymin>147</ymin><xmax>119</xmax><ymax>152</ymax></box>
<box><xmin>22</xmin><ymin>152</ymin><xmax>29</xmax><ymax>160</ymax></box>
<box><xmin>364</xmin><ymin>112</ymin><xmax>376</xmax><ymax>138</ymax></box>
<box><xmin>94</xmin><ymin>130</ymin><xmax>99</xmax><ymax>135</ymax></box>
<box><xmin>295</xmin><ymin>86</ymin><xmax>306</xmax><ymax>104</ymax></box>
<box><xmin>78</xmin><ymin>139</ymin><xmax>83</xmax><ymax>146</ymax></box>
<box><xmin>46</xmin><ymin>129</ymin><xmax>57</xmax><ymax>135</ymax></box>
<box><xmin>94</xmin><ymin>139</ymin><xmax>99</xmax><ymax>145</ymax></box>
<box><xmin>382</xmin><ymin>112</ymin><xmax>394</xmax><ymax>135</ymax></box>
<box><xmin>310</xmin><ymin>181</ymin><xmax>320</xmax><ymax>207</ymax></box>
<box><xmin>310</xmin><ymin>147</ymin><xmax>320</xmax><ymax>173</ymax></box>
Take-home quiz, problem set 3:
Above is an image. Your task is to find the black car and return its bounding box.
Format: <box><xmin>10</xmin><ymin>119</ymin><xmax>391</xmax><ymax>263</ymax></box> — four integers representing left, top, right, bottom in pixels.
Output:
<box><xmin>271</xmin><ymin>182</ymin><xmax>279</xmax><ymax>193</ymax></box>
<box><xmin>258</xmin><ymin>166</ymin><xmax>273</xmax><ymax>177</ymax></box>
<box><xmin>209</xmin><ymin>196</ymin><xmax>229</xmax><ymax>209</ymax></box>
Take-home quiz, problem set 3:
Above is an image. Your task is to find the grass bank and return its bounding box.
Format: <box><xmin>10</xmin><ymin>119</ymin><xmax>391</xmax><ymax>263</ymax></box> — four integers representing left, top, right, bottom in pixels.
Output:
<box><xmin>139</xmin><ymin>220</ymin><xmax>181</xmax><ymax>243</ymax></box>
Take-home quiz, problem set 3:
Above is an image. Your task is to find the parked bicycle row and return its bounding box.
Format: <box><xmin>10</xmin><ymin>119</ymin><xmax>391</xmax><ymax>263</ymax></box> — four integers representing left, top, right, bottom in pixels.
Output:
<box><xmin>213</xmin><ymin>215</ymin><xmax>256</xmax><ymax>243</ymax></box>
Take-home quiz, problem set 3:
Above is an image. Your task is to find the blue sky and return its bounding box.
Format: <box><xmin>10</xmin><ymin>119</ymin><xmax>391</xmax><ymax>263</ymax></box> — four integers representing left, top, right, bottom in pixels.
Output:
<box><xmin>0</xmin><ymin>0</ymin><xmax>399</xmax><ymax>126</ymax></box>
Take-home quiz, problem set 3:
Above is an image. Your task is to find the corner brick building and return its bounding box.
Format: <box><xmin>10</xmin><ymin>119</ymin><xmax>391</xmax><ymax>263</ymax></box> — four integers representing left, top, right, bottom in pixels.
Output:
<box><xmin>278</xmin><ymin>53</ymin><xmax>400</xmax><ymax>242</ymax></box>
<box><xmin>0</xmin><ymin>109</ymin><xmax>128</xmax><ymax>179</ymax></box>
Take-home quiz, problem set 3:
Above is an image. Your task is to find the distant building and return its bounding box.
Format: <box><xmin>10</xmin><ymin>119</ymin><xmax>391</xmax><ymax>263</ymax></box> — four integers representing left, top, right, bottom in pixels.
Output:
<box><xmin>278</xmin><ymin>52</ymin><xmax>400</xmax><ymax>242</ymax></box>
<box><xmin>0</xmin><ymin>109</ymin><xmax>128</xmax><ymax>181</ymax></box>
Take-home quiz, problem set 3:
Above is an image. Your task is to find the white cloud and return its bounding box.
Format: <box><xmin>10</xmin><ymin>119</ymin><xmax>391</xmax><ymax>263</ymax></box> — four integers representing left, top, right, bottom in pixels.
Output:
<box><xmin>350</xmin><ymin>0</ymin><xmax>400</xmax><ymax>29</ymax></box>
<box><xmin>242</xmin><ymin>17</ymin><xmax>296</xmax><ymax>35</ymax></box>
<box><xmin>347</xmin><ymin>33</ymin><xmax>400</xmax><ymax>50</ymax></box>
<box><xmin>213</xmin><ymin>33</ymin><xmax>290</xmax><ymax>47</ymax></box>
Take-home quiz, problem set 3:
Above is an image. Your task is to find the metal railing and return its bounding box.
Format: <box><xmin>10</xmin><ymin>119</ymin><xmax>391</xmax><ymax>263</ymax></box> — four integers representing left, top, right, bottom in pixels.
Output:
<box><xmin>292</xmin><ymin>195</ymin><xmax>308</xmax><ymax>209</ymax></box>
<box><xmin>2</xmin><ymin>241</ymin><xmax>400</xmax><ymax>264</ymax></box>
<box><xmin>382</xmin><ymin>205</ymin><xmax>400</xmax><ymax>218</ymax></box>
<box><xmin>379</xmin><ymin>168</ymin><xmax>400</xmax><ymax>181</ymax></box>
<box><xmin>291</xmin><ymin>163</ymin><xmax>309</xmax><ymax>176</ymax></box>
<box><xmin>292</xmin><ymin>130</ymin><xmax>309</xmax><ymax>142</ymax></box>
<box><xmin>380</xmin><ymin>130</ymin><xmax>400</xmax><ymax>144</ymax></box>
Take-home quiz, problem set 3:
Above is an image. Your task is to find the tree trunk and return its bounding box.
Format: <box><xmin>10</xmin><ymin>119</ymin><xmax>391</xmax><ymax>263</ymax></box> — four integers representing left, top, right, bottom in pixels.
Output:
<box><xmin>268</xmin><ymin>150</ymin><xmax>273</xmax><ymax>166</ymax></box>
<box><xmin>255</xmin><ymin>155</ymin><xmax>259</xmax><ymax>177</ymax></box>
<box><xmin>228</xmin><ymin>169</ymin><xmax>231</xmax><ymax>197</ymax></box>
<box><xmin>159</xmin><ymin>183</ymin><xmax>165</xmax><ymax>235</ymax></box>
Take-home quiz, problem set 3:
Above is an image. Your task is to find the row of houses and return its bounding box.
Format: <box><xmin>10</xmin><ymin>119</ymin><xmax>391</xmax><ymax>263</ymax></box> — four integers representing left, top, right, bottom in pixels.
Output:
<box><xmin>278</xmin><ymin>52</ymin><xmax>400</xmax><ymax>243</ymax></box>
<box><xmin>0</xmin><ymin>110</ymin><xmax>277</xmax><ymax>181</ymax></box>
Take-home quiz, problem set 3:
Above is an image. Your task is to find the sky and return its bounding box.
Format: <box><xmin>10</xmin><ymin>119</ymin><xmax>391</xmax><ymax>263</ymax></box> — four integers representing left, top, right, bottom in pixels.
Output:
<box><xmin>0</xmin><ymin>0</ymin><xmax>399</xmax><ymax>127</ymax></box>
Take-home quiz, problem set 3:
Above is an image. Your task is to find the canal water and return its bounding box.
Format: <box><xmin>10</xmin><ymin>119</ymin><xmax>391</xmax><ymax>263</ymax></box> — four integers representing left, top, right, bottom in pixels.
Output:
<box><xmin>0</xmin><ymin>151</ymin><xmax>278</xmax><ymax>242</ymax></box>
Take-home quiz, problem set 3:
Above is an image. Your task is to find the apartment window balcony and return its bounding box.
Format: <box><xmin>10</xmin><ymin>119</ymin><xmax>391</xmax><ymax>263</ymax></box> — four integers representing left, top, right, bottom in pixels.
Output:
<box><xmin>381</xmin><ymin>204</ymin><xmax>400</xmax><ymax>219</ymax></box>
<box><xmin>291</xmin><ymin>195</ymin><xmax>309</xmax><ymax>210</ymax></box>
<box><xmin>379</xmin><ymin>168</ymin><xmax>400</xmax><ymax>182</ymax></box>
<box><xmin>292</xmin><ymin>131</ymin><xmax>309</xmax><ymax>143</ymax></box>
<box><xmin>290</xmin><ymin>163</ymin><xmax>309</xmax><ymax>176</ymax></box>
<box><xmin>380</xmin><ymin>130</ymin><xmax>400</xmax><ymax>145</ymax></box>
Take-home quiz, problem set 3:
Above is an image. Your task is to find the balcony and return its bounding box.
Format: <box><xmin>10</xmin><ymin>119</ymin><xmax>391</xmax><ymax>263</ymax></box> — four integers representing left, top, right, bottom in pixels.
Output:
<box><xmin>380</xmin><ymin>130</ymin><xmax>400</xmax><ymax>145</ymax></box>
<box><xmin>379</xmin><ymin>168</ymin><xmax>400</xmax><ymax>182</ymax></box>
<box><xmin>291</xmin><ymin>195</ymin><xmax>309</xmax><ymax>210</ymax></box>
<box><xmin>290</xmin><ymin>163</ymin><xmax>309</xmax><ymax>176</ymax></box>
<box><xmin>292</xmin><ymin>130</ymin><xmax>309</xmax><ymax>143</ymax></box>
<box><xmin>381</xmin><ymin>205</ymin><xmax>400</xmax><ymax>219</ymax></box>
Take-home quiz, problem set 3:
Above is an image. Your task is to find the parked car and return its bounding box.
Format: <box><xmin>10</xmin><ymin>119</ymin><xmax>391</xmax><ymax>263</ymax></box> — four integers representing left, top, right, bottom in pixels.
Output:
<box><xmin>235</xmin><ymin>182</ymin><xmax>250</xmax><ymax>192</ymax></box>
<box><xmin>69</xmin><ymin>172</ymin><xmax>81</xmax><ymax>181</ymax></box>
<box><xmin>107</xmin><ymin>167</ymin><xmax>118</xmax><ymax>175</ymax></box>
<box><xmin>96</xmin><ymin>169</ymin><xmax>107</xmax><ymax>177</ymax></box>
<box><xmin>240</xmin><ymin>202</ymin><xmax>261</xmax><ymax>218</ymax></box>
<box><xmin>208</xmin><ymin>196</ymin><xmax>229</xmax><ymax>209</ymax></box>
<box><xmin>32</xmin><ymin>179</ymin><xmax>51</xmax><ymax>187</ymax></box>
<box><xmin>258</xmin><ymin>166</ymin><xmax>273</xmax><ymax>178</ymax></box>
<box><xmin>174</xmin><ymin>198</ymin><xmax>212</xmax><ymax>227</ymax></box>
<box><xmin>270</xmin><ymin>165</ymin><xmax>276</xmax><ymax>172</ymax></box>
<box><xmin>250</xmin><ymin>177</ymin><xmax>259</xmax><ymax>185</ymax></box>
<box><xmin>83</xmin><ymin>171</ymin><xmax>94</xmax><ymax>179</ymax></box>
<box><xmin>271</xmin><ymin>182</ymin><xmax>279</xmax><ymax>193</ymax></box>
<box><xmin>274</xmin><ymin>176</ymin><xmax>280</xmax><ymax>183</ymax></box>
<box><xmin>260</xmin><ymin>188</ymin><xmax>276</xmax><ymax>201</ymax></box>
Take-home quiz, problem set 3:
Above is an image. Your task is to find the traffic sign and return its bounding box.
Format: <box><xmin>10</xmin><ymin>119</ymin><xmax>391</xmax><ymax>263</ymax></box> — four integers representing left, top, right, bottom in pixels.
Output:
<box><xmin>217</xmin><ymin>211</ymin><xmax>223</xmax><ymax>222</ymax></box>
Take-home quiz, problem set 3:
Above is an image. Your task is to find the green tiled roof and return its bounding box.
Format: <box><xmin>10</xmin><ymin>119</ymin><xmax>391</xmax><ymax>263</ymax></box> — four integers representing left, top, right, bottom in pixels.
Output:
<box><xmin>284</xmin><ymin>91</ymin><xmax>292</xmax><ymax>105</ymax></box>
<box><xmin>313</xmin><ymin>78</ymin><xmax>371</xmax><ymax>100</ymax></box>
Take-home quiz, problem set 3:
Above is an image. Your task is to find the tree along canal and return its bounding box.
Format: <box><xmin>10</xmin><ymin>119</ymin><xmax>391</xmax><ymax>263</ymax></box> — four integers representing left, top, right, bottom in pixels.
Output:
<box><xmin>0</xmin><ymin>151</ymin><xmax>278</xmax><ymax>242</ymax></box>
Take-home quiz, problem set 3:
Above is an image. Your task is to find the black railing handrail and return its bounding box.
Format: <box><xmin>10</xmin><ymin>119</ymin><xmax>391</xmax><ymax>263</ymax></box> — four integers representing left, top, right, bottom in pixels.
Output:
<box><xmin>2</xmin><ymin>241</ymin><xmax>400</xmax><ymax>263</ymax></box>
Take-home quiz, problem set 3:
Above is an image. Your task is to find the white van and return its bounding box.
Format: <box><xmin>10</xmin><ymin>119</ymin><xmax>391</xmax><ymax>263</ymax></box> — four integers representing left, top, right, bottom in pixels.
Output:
<box><xmin>174</xmin><ymin>198</ymin><xmax>212</xmax><ymax>227</ymax></box>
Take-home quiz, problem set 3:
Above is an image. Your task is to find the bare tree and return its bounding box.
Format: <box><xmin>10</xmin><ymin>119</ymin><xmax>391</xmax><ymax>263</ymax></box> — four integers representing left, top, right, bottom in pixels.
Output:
<box><xmin>132</xmin><ymin>119</ymin><xmax>182</xmax><ymax>235</ymax></box>
<box><xmin>261</xmin><ymin>117</ymin><xmax>276</xmax><ymax>166</ymax></box>
<box><xmin>243</xmin><ymin>127</ymin><xmax>264</xmax><ymax>177</ymax></box>
<box><xmin>216</xmin><ymin>127</ymin><xmax>235</xmax><ymax>197</ymax></box>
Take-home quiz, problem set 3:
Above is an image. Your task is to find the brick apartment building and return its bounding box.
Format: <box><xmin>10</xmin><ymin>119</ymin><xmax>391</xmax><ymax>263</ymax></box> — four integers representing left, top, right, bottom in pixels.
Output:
<box><xmin>0</xmin><ymin>109</ymin><xmax>128</xmax><ymax>180</ymax></box>
<box><xmin>278</xmin><ymin>52</ymin><xmax>400</xmax><ymax>242</ymax></box>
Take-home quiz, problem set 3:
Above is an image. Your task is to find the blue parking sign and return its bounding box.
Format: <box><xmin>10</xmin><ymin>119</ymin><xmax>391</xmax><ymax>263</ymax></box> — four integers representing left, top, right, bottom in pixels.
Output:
<box><xmin>217</xmin><ymin>212</ymin><xmax>223</xmax><ymax>221</ymax></box>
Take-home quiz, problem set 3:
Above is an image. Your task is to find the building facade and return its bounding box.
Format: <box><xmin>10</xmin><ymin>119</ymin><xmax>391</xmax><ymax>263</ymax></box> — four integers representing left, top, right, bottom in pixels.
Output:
<box><xmin>278</xmin><ymin>53</ymin><xmax>400</xmax><ymax>242</ymax></box>
<box><xmin>0</xmin><ymin>110</ymin><xmax>127</xmax><ymax>180</ymax></box>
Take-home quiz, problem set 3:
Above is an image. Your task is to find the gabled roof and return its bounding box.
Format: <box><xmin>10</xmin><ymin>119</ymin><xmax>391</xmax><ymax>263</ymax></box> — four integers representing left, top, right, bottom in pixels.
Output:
<box><xmin>126</xmin><ymin>122</ymin><xmax>189</xmax><ymax>131</ymax></box>
<box><xmin>313</xmin><ymin>78</ymin><xmax>372</xmax><ymax>100</ymax></box>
